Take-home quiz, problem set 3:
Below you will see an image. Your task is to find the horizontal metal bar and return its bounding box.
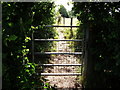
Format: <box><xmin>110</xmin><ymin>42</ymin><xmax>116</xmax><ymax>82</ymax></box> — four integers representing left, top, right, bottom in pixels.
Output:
<box><xmin>34</xmin><ymin>39</ymin><xmax>82</xmax><ymax>41</ymax></box>
<box><xmin>35</xmin><ymin>52</ymin><xmax>82</xmax><ymax>55</ymax></box>
<box><xmin>41</xmin><ymin>73</ymin><xmax>82</xmax><ymax>76</ymax></box>
<box><xmin>45</xmin><ymin>25</ymin><xmax>80</xmax><ymax>28</ymax></box>
<box><xmin>39</xmin><ymin>64</ymin><xmax>82</xmax><ymax>66</ymax></box>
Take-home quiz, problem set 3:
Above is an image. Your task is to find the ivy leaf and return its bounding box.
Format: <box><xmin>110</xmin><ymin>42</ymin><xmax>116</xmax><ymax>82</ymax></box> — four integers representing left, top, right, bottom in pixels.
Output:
<box><xmin>25</xmin><ymin>69</ymin><xmax>29</xmax><ymax>73</ymax></box>
<box><xmin>44</xmin><ymin>86</ymin><xmax>48</xmax><ymax>89</ymax></box>
<box><xmin>8</xmin><ymin>35</ymin><xmax>18</xmax><ymax>41</ymax></box>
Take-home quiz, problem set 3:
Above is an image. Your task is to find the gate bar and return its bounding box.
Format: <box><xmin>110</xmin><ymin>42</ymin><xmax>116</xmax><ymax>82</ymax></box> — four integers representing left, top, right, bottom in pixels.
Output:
<box><xmin>39</xmin><ymin>64</ymin><xmax>82</xmax><ymax>66</ymax></box>
<box><xmin>34</xmin><ymin>39</ymin><xmax>82</xmax><ymax>41</ymax></box>
<box><xmin>44</xmin><ymin>25</ymin><xmax>80</xmax><ymax>28</ymax></box>
<box><xmin>35</xmin><ymin>52</ymin><xmax>82</xmax><ymax>55</ymax></box>
<box><xmin>41</xmin><ymin>73</ymin><xmax>82</xmax><ymax>76</ymax></box>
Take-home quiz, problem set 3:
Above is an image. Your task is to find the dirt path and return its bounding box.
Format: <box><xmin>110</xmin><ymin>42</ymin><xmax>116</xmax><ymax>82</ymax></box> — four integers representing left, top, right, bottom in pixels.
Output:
<box><xmin>44</xmin><ymin>18</ymin><xmax>82</xmax><ymax>89</ymax></box>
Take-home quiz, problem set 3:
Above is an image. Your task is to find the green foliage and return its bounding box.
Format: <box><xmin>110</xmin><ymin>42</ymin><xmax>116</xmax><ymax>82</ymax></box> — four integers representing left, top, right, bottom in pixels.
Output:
<box><xmin>59</xmin><ymin>5</ymin><xmax>69</xmax><ymax>18</ymax></box>
<box><xmin>68</xmin><ymin>10</ymin><xmax>75</xmax><ymax>18</ymax></box>
<box><xmin>73</xmin><ymin>2</ymin><xmax>120</xmax><ymax>88</ymax></box>
<box><xmin>2</xmin><ymin>2</ymin><xmax>55</xmax><ymax>89</ymax></box>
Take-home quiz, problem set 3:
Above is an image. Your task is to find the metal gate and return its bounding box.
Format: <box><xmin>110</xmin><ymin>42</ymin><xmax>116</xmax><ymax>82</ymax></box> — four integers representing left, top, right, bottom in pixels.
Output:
<box><xmin>32</xmin><ymin>25</ymin><xmax>83</xmax><ymax>76</ymax></box>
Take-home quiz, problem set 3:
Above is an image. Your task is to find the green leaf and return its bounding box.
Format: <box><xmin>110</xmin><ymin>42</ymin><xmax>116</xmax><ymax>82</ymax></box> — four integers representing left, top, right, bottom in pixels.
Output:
<box><xmin>8</xmin><ymin>22</ymin><xmax>13</xmax><ymax>27</ymax></box>
<box><xmin>25</xmin><ymin>69</ymin><xmax>29</xmax><ymax>73</ymax></box>
<box><xmin>8</xmin><ymin>35</ymin><xmax>18</xmax><ymax>41</ymax></box>
<box><xmin>45</xmin><ymin>83</ymin><xmax>49</xmax><ymax>86</ymax></box>
<box><xmin>44</xmin><ymin>86</ymin><xmax>48</xmax><ymax>88</ymax></box>
<box><xmin>8</xmin><ymin>4</ymin><xmax>11</xmax><ymax>6</ymax></box>
<box><xmin>31</xmin><ymin>26</ymin><xmax>35</xmax><ymax>29</ymax></box>
<box><xmin>25</xmin><ymin>37</ymin><xmax>31</xmax><ymax>42</ymax></box>
<box><xmin>25</xmin><ymin>37</ymin><xmax>31</xmax><ymax>40</ymax></box>
<box><xmin>32</xmin><ymin>82</ymin><xmax>34</xmax><ymax>84</ymax></box>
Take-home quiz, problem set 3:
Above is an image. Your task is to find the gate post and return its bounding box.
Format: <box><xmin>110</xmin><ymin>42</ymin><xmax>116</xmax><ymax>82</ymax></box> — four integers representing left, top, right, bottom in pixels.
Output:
<box><xmin>63</xmin><ymin>17</ymin><xmax>65</xmax><ymax>25</ymax></box>
<box><xmin>69</xmin><ymin>17</ymin><xmax>73</xmax><ymax>39</ymax></box>
<box><xmin>83</xmin><ymin>23</ymin><xmax>89</xmax><ymax>88</ymax></box>
<box><xmin>83</xmin><ymin>22</ymin><xmax>95</xmax><ymax>88</ymax></box>
<box><xmin>32</xmin><ymin>30</ymin><xmax>34</xmax><ymax>63</ymax></box>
